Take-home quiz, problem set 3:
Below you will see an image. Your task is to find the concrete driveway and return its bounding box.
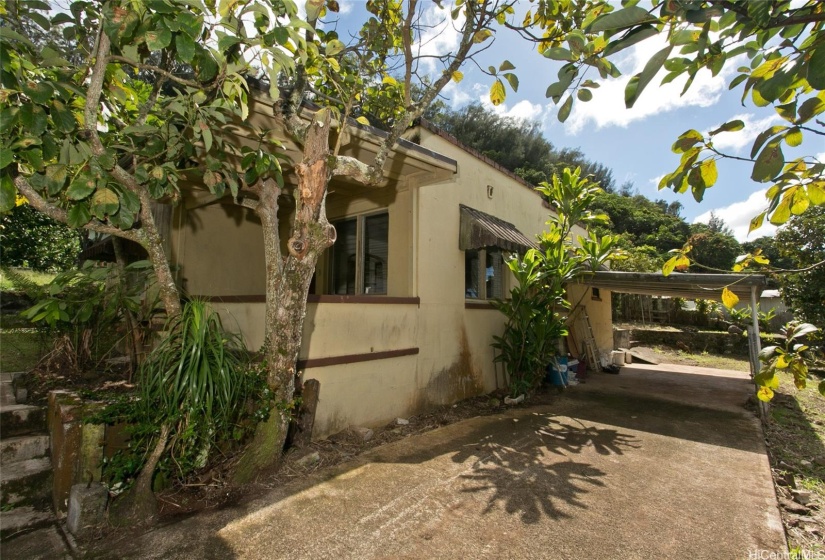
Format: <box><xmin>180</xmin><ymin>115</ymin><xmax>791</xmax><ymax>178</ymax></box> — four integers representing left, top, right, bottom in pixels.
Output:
<box><xmin>94</xmin><ymin>363</ymin><xmax>786</xmax><ymax>560</ymax></box>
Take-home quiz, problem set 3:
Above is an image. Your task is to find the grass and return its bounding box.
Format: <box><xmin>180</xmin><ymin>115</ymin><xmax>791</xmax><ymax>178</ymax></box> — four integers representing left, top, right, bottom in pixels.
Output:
<box><xmin>0</xmin><ymin>331</ymin><xmax>48</xmax><ymax>373</ymax></box>
<box><xmin>650</xmin><ymin>344</ymin><xmax>751</xmax><ymax>372</ymax></box>
<box><xmin>763</xmin><ymin>372</ymin><xmax>825</xmax><ymax>554</ymax></box>
<box><xmin>0</xmin><ymin>268</ymin><xmax>55</xmax><ymax>291</ymax></box>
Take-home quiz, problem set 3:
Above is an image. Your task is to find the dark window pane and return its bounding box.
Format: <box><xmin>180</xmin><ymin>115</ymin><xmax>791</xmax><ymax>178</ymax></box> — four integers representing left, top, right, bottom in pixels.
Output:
<box><xmin>330</xmin><ymin>218</ymin><xmax>357</xmax><ymax>295</ymax></box>
<box><xmin>465</xmin><ymin>250</ymin><xmax>479</xmax><ymax>298</ymax></box>
<box><xmin>486</xmin><ymin>250</ymin><xmax>503</xmax><ymax>299</ymax></box>
<box><xmin>363</xmin><ymin>213</ymin><xmax>388</xmax><ymax>295</ymax></box>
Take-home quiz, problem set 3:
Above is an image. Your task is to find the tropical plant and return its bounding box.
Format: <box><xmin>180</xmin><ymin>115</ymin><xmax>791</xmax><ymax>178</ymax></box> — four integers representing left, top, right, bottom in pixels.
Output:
<box><xmin>493</xmin><ymin>167</ymin><xmax>616</xmax><ymax>396</ymax></box>
<box><xmin>756</xmin><ymin>322</ymin><xmax>822</xmax><ymax>401</ymax></box>
<box><xmin>8</xmin><ymin>260</ymin><xmax>157</xmax><ymax>373</ymax></box>
<box><xmin>126</xmin><ymin>299</ymin><xmax>265</xmax><ymax>517</ymax></box>
<box><xmin>0</xmin><ymin>200</ymin><xmax>81</xmax><ymax>271</ymax></box>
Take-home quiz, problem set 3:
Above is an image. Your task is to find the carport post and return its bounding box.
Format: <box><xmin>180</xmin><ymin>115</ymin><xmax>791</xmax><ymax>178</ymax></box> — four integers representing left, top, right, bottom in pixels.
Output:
<box><xmin>751</xmin><ymin>285</ymin><xmax>761</xmax><ymax>365</ymax></box>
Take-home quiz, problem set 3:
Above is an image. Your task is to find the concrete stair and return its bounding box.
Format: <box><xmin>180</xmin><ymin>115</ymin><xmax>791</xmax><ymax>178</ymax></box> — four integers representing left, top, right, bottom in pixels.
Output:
<box><xmin>0</xmin><ymin>372</ymin><xmax>53</xmax><ymax>538</ymax></box>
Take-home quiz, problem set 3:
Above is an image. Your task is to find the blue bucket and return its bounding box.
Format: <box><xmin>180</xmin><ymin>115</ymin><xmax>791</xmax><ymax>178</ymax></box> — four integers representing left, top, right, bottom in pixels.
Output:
<box><xmin>545</xmin><ymin>356</ymin><xmax>568</xmax><ymax>386</ymax></box>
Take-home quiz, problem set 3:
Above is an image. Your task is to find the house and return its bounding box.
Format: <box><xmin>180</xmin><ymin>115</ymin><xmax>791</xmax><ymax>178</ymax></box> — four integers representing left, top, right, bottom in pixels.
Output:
<box><xmin>166</xmin><ymin>101</ymin><xmax>613</xmax><ymax>438</ymax></box>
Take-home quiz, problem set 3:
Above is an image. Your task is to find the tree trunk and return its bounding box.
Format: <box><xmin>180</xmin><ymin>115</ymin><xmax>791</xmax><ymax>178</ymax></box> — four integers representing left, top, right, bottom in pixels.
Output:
<box><xmin>234</xmin><ymin>111</ymin><xmax>336</xmax><ymax>482</ymax></box>
<box><xmin>138</xmin><ymin>195</ymin><xmax>181</xmax><ymax>319</ymax></box>
<box><xmin>112</xmin><ymin>237</ymin><xmax>141</xmax><ymax>377</ymax></box>
<box><xmin>288</xmin><ymin>378</ymin><xmax>320</xmax><ymax>448</ymax></box>
<box><xmin>113</xmin><ymin>423</ymin><xmax>170</xmax><ymax>525</ymax></box>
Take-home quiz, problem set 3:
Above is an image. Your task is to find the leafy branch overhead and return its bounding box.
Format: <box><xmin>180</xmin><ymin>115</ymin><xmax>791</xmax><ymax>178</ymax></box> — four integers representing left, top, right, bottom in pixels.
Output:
<box><xmin>494</xmin><ymin>0</ymin><xmax>825</xmax><ymax>229</ymax></box>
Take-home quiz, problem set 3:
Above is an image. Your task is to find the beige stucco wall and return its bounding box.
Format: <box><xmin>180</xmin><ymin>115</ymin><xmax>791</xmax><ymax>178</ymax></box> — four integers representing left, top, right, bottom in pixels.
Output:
<box><xmin>171</xmin><ymin>127</ymin><xmax>614</xmax><ymax>438</ymax></box>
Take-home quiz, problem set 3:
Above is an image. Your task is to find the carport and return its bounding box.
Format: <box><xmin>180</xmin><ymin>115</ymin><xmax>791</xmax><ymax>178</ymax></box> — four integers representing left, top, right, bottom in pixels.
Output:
<box><xmin>580</xmin><ymin>271</ymin><xmax>768</xmax><ymax>374</ymax></box>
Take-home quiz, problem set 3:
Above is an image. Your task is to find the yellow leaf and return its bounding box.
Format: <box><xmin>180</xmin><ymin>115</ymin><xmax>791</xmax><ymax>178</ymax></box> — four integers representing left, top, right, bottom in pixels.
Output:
<box><xmin>721</xmin><ymin>287</ymin><xmax>739</xmax><ymax>310</ymax></box>
<box><xmin>662</xmin><ymin>256</ymin><xmax>678</xmax><ymax>276</ymax></box>
<box><xmin>808</xmin><ymin>182</ymin><xmax>825</xmax><ymax>205</ymax></box>
<box><xmin>699</xmin><ymin>158</ymin><xmax>718</xmax><ymax>186</ymax></box>
<box><xmin>355</xmin><ymin>116</ymin><xmax>370</xmax><ymax>126</ymax></box>
<box><xmin>775</xmin><ymin>354</ymin><xmax>790</xmax><ymax>369</ymax></box>
<box><xmin>756</xmin><ymin>386</ymin><xmax>774</xmax><ymax>402</ymax></box>
<box><xmin>473</xmin><ymin>29</ymin><xmax>492</xmax><ymax>44</ymax></box>
<box><xmin>523</xmin><ymin>10</ymin><xmax>532</xmax><ymax>26</ymax></box>
<box><xmin>766</xmin><ymin>374</ymin><xmax>780</xmax><ymax>389</ymax></box>
<box><xmin>489</xmin><ymin>79</ymin><xmax>506</xmax><ymax>106</ymax></box>
<box><xmin>382</xmin><ymin>75</ymin><xmax>397</xmax><ymax>85</ymax></box>
<box><xmin>451</xmin><ymin>70</ymin><xmax>464</xmax><ymax>83</ymax></box>
<box><xmin>326</xmin><ymin>57</ymin><xmax>340</xmax><ymax>72</ymax></box>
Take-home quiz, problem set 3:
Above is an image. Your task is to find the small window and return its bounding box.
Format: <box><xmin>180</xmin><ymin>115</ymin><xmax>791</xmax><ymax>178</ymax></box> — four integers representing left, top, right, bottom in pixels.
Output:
<box><xmin>328</xmin><ymin>212</ymin><xmax>388</xmax><ymax>295</ymax></box>
<box><xmin>465</xmin><ymin>248</ymin><xmax>504</xmax><ymax>299</ymax></box>
<box><xmin>592</xmin><ymin>287</ymin><xmax>601</xmax><ymax>300</ymax></box>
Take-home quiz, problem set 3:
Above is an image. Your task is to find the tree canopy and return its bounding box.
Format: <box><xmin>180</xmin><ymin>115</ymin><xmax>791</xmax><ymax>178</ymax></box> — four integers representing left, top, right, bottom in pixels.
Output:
<box><xmin>495</xmin><ymin>0</ymin><xmax>825</xmax><ymax>230</ymax></box>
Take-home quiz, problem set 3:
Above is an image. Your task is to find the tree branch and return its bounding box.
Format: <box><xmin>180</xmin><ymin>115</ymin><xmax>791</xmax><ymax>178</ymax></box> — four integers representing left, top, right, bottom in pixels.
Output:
<box><xmin>14</xmin><ymin>176</ymin><xmax>144</xmax><ymax>244</ymax></box>
<box><xmin>109</xmin><ymin>55</ymin><xmax>210</xmax><ymax>90</ymax></box>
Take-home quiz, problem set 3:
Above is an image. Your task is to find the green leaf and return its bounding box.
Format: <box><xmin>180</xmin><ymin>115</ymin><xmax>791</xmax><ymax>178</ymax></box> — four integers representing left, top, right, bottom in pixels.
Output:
<box><xmin>51</xmin><ymin>100</ymin><xmax>76</xmax><ymax>133</ymax></box>
<box><xmin>21</xmin><ymin>81</ymin><xmax>54</xmax><ymax>104</ymax></box>
<box><xmin>67</xmin><ymin>176</ymin><xmax>96</xmax><ymax>200</ymax></box>
<box><xmin>750</xmin><ymin>125</ymin><xmax>787</xmax><ymax>159</ymax></box>
<box><xmin>709</xmin><ymin>120</ymin><xmax>744</xmax><ymax>136</ymax></box>
<box><xmin>588</xmin><ymin>6</ymin><xmax>657</xmax><ymax>33</ymax></box>
<box><xmin>747</xmin><ymin>1</ymin><xmax>770</xmax><ymax>27</ymax></box>
<box><xmin>818</xmin><ymin>379</ymin><xmax>825</xmax><ymax>398</ymax></box>
<box><xmin>176</xmin><ymin>33</ymin><xmax>196</xmax><ymax>63</ymax></box>
<box><xmin>499</xmin><ymin>60</ymin><xmax>515</xmax><ymax>72</ymax></box>
<box><xmin>543</xmin><ymin>47</ymin><xmax>577</xmax><ymax>62</ymax></box>
<box><xmin>751</xmin><ymin>141</ymin><xmax>784</xmax><ymax>183</ymax></box>
<box><xmin>503</xmin><ymin>73</ymin><xmax>519</xmax><ymax>93</ymax></box>
<box><xmin>808</xmin><ymin>183</ymin><xmax>825</xmax><ymax>205</ymax></box>
<box><xmin>144</xmin><ymin>27</ymin><xmax>173</xmax><ymax>51</ymax></box>
<box><xmin>784</xmin><ymin>127</ymin><xmax>803</xmax><ymax>147</ymax></box>
<box><xmin>0</xmin><ymin>149</ymin><xmax>12</xmax><ymax>170</ymax></box>
<box><xmin>805</xmin><ymin>44</ymin><xmax>825</xmax><ymax>89</ymax></box>
<box><xmin>326</xmin><ymin>39</ymin><xmax>345</xmax><ymax>57</ymax></box>
<box><xmin>557</xmin><ymin>95</ymin><xmax>573</xmax><ymax>123</ymax></box>
<box><xmin>604</xmin><ymin>24</ymin><xmax>658</xmax><ymax>57</ymax></box>
<box><xmin>749</xmin><ymin>212</ymin><xmax>765</xmax><ymax>233</ymax></box>
<box><xmin>473</xmin><ymin>29</ymin><xmax>492</xmax><ymax>44</ymax></box>
<box><xmin>91</xmin><ymin>187</ymin><xmax>120</xmax><ymax>218</ymax></box>
<box><xmin>0</xmin><ymin>175</ymin><xmax>16</xmax><ymax>212</ymax></box>
<box><xmin>66</xmin><ymin>203</ymin><xmax>91</xmax><ymax>227</ymax></box>
<box><xmin>671</xmin><ymin>129</ymin><xmax>703</xmax><ymax>153</ymax></box>
<box><xmin>577</xmin><ymin>88</ymin><xmax>593</xmax><ymax>102</ymax></box>
<box><xmin>769</xmin><ymin>197</ymin><xmax>792</xmax><ymax>225</ymax></box>
<box><xmin>797</xmin><ymin>94</ymin><xmax>825</xmax><ymax>123</ymax></box>
<box><xmin>626</xmin><ymin>46</ymin><xmax>672</xmax><ymax>108</ymax></box>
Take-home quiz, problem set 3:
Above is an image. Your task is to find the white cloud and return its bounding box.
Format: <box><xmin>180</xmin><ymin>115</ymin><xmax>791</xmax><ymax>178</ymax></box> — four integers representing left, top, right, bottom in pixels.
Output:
<box><xmin>440</xmin><ymin>80</ymin><xmax>472</xmax><ymax>108</ymax></box>
<box><xmin>566</xmin><ymin>37</ymin><xmax>740</xmax><ymax>134</ymax></box>
<box><xmin>693</xmin><ymin>189</ymin><xmax>777</xmax><ymax>242</ymax></box>
<box><xmin>478</xmin><ymin>94</ymin><xmax>550</xmax><ymax>124</ymax></box>
<box><xmin>415</xmin><ymin>3</ymin><xmax>463</xmax><ymax>75</ymax></box>
<box><xmin>337</xmin><ymin>1</ymin><xmax>354</xmax><ymax>15</ymax></box>
<box><xmin>816</xmin><ymin>152</ymin><xmax>825</xmax><ymax>163</ymax></box>
<box><xmin>702</xmin><ymin>113</ymin><xmax>784</xmax><ymax>153</ymax></box>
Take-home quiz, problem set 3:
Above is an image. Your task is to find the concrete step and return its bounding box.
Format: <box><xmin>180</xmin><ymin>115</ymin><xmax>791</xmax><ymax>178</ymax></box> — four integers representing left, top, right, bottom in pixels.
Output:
<box><xmin>0</xmin><ymin>506</ymin><xmax>54</xmax><ymax>540</ymax></box>
<box><xmin>0</xmin><ymin>404</ymin><xmax>46</xmax><ymax>438</ymax></box>
<box><xmin>0</xmin><ymin>372</ymin><xmax>25</xmax><ymax>384</ymax></box>
<box><xmin>0</xmin><ymin>457</ymin><xmax>52</xmax><ymax>508</ymax></box>
<box><xmin>1</xmin><ymin>381</ymin><xmax>16</xmax><ymax>406</ymax></box>
<box><xmin>1</xmin><ymin>435</ymin><xmax>50</xmax><ymax>464</ymax></box>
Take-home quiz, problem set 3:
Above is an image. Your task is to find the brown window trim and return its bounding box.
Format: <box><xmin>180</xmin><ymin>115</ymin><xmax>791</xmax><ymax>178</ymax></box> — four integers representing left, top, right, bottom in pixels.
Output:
<box><xmin>465</xmin><ymin>301</ymin><xmax>498</xmax><ymax>310</ymax></box>
<box><xmin>193</xmin><ymin>295</ymin><xmax>420</xmax><ymax>305</ymax></box>
<box><xmin>297</xmin><ymin>347</ymin><xmax>419</xmax><ymax>369</ymax></box>
<box><xmin>307</xmin><ymin>295</ymin><xmax>419</xmax><ymax>305</ymax></box>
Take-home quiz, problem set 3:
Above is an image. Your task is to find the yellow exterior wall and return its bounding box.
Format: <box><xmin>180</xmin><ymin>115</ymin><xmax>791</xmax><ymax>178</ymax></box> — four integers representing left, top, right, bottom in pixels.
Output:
<box><xmin>171</xmin><ymin>203</ymin><xmax>266</xmax><ymax>296</ymax></box>
<box><xmin>171</xmin><ymin>128</ymin><xmax>614</xmax><ymax>438</ymax></box>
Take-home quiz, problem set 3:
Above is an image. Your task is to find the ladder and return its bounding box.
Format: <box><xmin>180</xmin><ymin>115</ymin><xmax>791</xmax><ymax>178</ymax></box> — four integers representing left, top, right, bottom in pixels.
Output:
<box><xmin>571</xmin><ymin>306</ymin><xmax>599</xmax><ymax>369</ymax></box>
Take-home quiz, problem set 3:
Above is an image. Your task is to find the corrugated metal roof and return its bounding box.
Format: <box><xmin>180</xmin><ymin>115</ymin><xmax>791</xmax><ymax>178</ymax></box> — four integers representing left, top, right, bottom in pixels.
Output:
<box><xmin>459</xmin><ymin>205</ymin><xmax>537</xmax><ymax>253</ymax></box>
<box><xmin>582</xmin><ymin>271</ymin><xmax>767</xmax><ymax>302</ymax></box>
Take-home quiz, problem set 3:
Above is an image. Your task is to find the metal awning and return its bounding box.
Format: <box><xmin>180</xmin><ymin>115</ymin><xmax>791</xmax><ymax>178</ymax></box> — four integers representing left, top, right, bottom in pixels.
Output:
<box><xmin>581</xmin><ymin>271</ymin><xmax>767</xmax><ymax>302</ymax></box>
<box><xmin>459</xmin><ymin>205</ymin><xmax>537</xmax><ymax>252</ymax></box>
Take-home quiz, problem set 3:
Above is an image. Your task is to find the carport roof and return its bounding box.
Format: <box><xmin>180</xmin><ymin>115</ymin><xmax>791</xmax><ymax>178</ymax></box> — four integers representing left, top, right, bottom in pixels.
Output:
<box><xmin>581</xmin><ymin>271</ymin><xmax>767</xmax><ymax>302</ymax></box>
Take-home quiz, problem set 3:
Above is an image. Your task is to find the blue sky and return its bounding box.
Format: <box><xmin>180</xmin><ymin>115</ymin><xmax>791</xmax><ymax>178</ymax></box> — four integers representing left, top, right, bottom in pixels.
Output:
<box><xmin>328</xmin><ymin>1</ymin><xmax>824</xmax><ymax>241</ymax></box>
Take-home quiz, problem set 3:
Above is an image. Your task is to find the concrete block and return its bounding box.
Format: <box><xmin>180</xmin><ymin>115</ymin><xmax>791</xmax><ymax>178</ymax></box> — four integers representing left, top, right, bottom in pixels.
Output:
<box><xmin>67</xmin><ymin>483</ymin><xmax>107</xmax><ymax>538</ymax></box>
<box><xmin>0</xmin><ymin>435</ymin><xmax>50</xmax><ymax>463</ymax></box>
